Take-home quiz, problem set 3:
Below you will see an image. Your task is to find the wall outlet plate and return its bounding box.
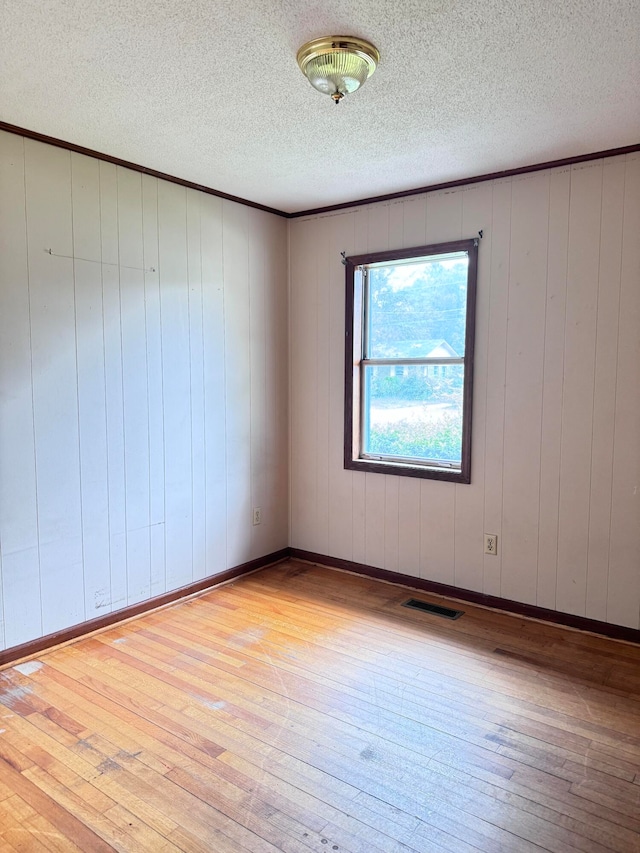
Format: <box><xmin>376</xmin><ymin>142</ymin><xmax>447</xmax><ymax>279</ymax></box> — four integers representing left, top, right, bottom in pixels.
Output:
<box><xmin>253</xmin><ymin>507</ymin><xmax>262</xmax><ymax>526</ymax></box>
<box><xmin>484</xmin><ymin>533</ymin><xmax>498</xmax><ymax>555</ymax></box>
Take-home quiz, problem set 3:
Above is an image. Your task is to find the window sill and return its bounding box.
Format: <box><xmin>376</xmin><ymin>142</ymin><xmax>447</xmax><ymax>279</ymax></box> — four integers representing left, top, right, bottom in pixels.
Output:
<box><xmin>344</xmin><ymin>456</ymin><xmax>470</xmax><ymax>484</ymax></box>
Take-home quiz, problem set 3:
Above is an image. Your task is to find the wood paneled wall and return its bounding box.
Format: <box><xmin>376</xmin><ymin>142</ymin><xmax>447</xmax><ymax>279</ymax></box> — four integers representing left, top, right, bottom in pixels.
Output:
<box><xmin>0</xmin><ymin>131</ymin><xmax>288</xmax><ymax>651</ymax></box>
<box><xmin>1</xmin><ymin>131</ymin><xmax>638</xmax><ymax>648</ymax></box>
<box><xmin>289</xmin><ymin>155</ymin><xmax>640</xmax><ymax>629</ymax></box>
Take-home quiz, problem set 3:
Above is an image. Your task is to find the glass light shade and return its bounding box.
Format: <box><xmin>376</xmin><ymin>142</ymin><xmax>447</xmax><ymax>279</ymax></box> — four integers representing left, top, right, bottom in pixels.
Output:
<box><xmin>297</xmin><ymin>37</ymin><xmax>379</xmax><ymax>102</ymax></box>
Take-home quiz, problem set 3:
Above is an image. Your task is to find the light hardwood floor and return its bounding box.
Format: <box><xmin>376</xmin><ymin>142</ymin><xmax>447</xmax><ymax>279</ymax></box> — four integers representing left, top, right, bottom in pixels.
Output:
<box><xmin>0</xmin><ymin>559</ymin><xmax>639</xmax><ymax>852</ymax></box>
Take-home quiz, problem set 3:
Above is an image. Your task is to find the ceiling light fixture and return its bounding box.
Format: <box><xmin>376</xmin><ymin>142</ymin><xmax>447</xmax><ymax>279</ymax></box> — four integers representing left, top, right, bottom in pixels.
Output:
<box><xmin>296</xmin><ymin>36</ymin><xmax>379</xmax><ymax>104</ymax></box>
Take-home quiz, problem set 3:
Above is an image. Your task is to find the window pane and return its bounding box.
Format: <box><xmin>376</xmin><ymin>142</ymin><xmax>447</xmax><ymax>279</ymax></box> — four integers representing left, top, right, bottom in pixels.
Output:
<box><xmin>362</xmin><ymin>364</ymin><xmax>464</xmax><ymax>465</ymax></box>
<box><xmin>367</xmin><ymin>255</ymin><xmax>468</xmax><ymax>359</ymax></box>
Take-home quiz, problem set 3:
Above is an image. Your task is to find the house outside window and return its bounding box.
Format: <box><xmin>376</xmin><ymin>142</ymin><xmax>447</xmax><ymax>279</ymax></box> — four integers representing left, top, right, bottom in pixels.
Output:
<box><xmin>344</xmin><ymin>239</ymin><xmax>478</xmax><ymax>483</ymax></box>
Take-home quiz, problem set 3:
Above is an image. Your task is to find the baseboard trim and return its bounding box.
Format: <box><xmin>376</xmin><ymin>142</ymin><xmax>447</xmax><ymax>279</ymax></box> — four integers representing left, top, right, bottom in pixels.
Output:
<box><xmin>0</xmin><ymin>548</ymin><xmax>290</xmax><ymax>668</ymax></box>
<box><xmin>289</xmin><ymin>548</ymin><xmax>640</xmax><ymax>645</ymax></box>
<box><xmin>4</xmin><ymin>545</ymin><xmax>637</xmax><ymax>665</ymax></box>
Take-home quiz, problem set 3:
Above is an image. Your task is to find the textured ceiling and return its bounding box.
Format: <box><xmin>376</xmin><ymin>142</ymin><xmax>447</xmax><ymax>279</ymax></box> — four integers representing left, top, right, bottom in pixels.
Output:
<box><xmin>1</xmin><ymin>0</ymin><xmax>639</xmax><ymax>213</ymax></box>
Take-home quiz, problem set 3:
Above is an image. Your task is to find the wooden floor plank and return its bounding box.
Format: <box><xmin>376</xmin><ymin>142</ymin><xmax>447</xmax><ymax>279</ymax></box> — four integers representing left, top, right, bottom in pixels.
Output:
<box><xmin>0</xmin><ymin>757</ymin><xmax>116</xmax><ymax>851</ymax></box>
<box><xmin>0</xmin><ymin>559</ymin><xmax>639</xmax><ymax>852</ymax></box>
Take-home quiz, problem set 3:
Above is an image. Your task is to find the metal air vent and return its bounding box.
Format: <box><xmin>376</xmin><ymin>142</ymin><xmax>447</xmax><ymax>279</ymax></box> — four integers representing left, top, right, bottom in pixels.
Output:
<box><xmin>402</xmin><ymin>598</ymin><xmax>464</xmax><ymax>620</ymax></box>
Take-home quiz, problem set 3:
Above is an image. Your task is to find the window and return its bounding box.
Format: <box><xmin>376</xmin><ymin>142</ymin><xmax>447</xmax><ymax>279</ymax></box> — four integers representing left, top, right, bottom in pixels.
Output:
<box><xmin>344</xmin><ymin>239</ymin><xmax>478</xmax><ymax>483</ymax></box>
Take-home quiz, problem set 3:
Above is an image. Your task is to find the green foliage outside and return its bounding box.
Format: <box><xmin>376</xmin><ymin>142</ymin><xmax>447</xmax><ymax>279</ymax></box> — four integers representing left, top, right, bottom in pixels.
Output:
<box><xmin>368</xmin><ymin>258</ymin><xmax>468</xmax><ymax>356</ymax></box>
<box><xmin>368</xmin><ymin>411</ymin><xmax>462</xmax><ymax>462</ymax></box>
<box><xmin>369</xmin><ymin>373</ymin><xmax>461</xmax><ymax>402</ymax></box>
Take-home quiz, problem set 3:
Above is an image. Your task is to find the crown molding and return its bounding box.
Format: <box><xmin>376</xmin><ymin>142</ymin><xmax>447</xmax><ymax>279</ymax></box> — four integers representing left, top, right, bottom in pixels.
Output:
<box><xmin>290</xmin><ymin>143</ymin><xmax>640</xmax><ymax>218</ymax></box>
<box><xmin>0</xmin><ymin>120</ymin><xmax>288</xmax><ymax>217</ymax></box>
<box><xmin>1</xmin><ymin>120</ymin><xmax>638</xmax><ymax>223</ymax></box>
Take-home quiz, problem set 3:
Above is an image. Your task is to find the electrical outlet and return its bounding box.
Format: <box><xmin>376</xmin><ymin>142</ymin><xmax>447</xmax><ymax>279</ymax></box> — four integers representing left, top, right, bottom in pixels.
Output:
<box><xmin>484</xmin><ymin>533</ymin><xmax>498</xmax><ymax>556</ymax></box>
<box><xmin>252</xmin><ymin>507</ymin><xmax>262</xmax><ymax>526</ymax></box>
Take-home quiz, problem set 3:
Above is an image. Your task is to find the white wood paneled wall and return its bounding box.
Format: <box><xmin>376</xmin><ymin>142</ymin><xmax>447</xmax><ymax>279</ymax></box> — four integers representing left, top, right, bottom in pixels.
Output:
<box><xmin>0</xmin><ymin>131</ymin><xmax>288</xmax><ymax>651</ymax></box>
<box><xmin>289</xmin><ymin>154</ymin><xmax>640</xmax><ymax>629</ymax></box>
